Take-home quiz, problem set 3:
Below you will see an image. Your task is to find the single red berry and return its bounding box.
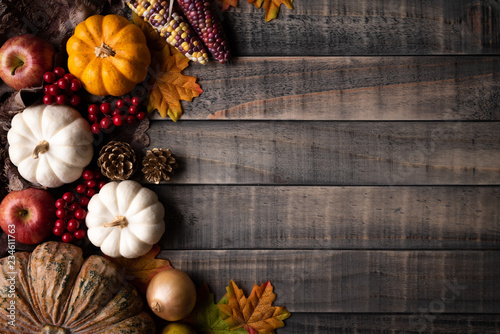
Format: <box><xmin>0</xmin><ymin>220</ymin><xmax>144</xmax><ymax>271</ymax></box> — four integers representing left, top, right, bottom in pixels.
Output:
<box><xmin>56</xmin><ymin>95</ymin><xmax>67</xmax><ymax>105</ymax></box>
<box><xmin>100</xmin><ymin>117</ymin><xmax>113</xmax><ymax>129</ymax></box>
<box><xmin>126</xmin><ymin>115</ymin><xmax>137</xmax><ymax>125</ymax></box>
<box><xmin>91</xmin><ymin>122</ymin><xmax>101</xmax><ymax>134</ymax></box>
<box><xmin>70</xmin><ymin>79</ymin><xmax>82</xmax><ymax>91</ymax></box>
<box><xmin>94</xmin><ymin>172</ymin><xmax>102</xmax><ymax>180</ymax></box>
<box><xmin>113</xmin><ymin>115</ymin><xmax>123</xmax><ymax>126</ymax></box>
<box><xmin>74</xmin><ymin>208</ymin><xmax>87</xmax><ymax>220</ymax></box>
<box><xmin>115</xmin><ymin>99</ymin><xmax>125</xmax><ymax>109</ymax></box>
<box><xmin>70</xmin><ymin>202</ymin><xmax>82</xmax><ymax>211</ymax></box>
<box><xmin>131</xmin><ymin>96</ymin><xmax>141</xmax><ymax>106</ymax></box>
<box><xmin>62</xmin><ymin>232</ymin><xmax>74</xmax><ymax>243</ymax></box>
<box><xmin>43</xmin><ymin>71</ymin><xmax>56</xmax><ymax>83</ymax></box>
<box><xmin>43</xmin><ymin>85</ymin><xmax>51</xmax><ymax>95</ymax></box>
<box><xmin>66</xmin><ymin>219</ymin><xmax>81</xmax><ymax>233</ymax></box>
<box><xmin>48</xmin><ymin>84</ymin><xmax>60</xmax><ymax>96</ymax></box>
<box><xmin>76</xmin><ymin>184</ymin><xmax>86</xmax><ymax>194</ymax></box>
<box><xmin>88</xmin><ymin>104</ymin><xmax>99</xmax><ymax>114</ymax></box>
<box><xmin>53</xmin><ymin>67</ymin><xmax>65</xmax><ymax>78</ymax></box>
<box><xmin>63</xmin><ymin>73</ymin><xmax>76</xmax><ymax>81</ymax></box>
<box><xmin>100</xmin><ymin>102</ymin><xmax>111</xmax><ymax>114</ymax></box>
<box><xmin>82</xmin><ymin>169</ymin><xmax>95</xmax><ymax>180</ymax></box>
<box><xmin>69</xmin><ymin>95</ymin><xmax>81</xmax><ymax>106</ymax></box>
<box><xmin>62</xmin><ymin>192</ymin><xmax>75</xmax><ymax>203</ymax></box>
<box><xmin>124</xmin><ymin>97</ymin><xmax>132</xmax><ymax>105</ymax></box>
<box><xmin>112</xmin><ymin>109</ymin><xmax>122</xmax><ymax>117</ymax></box>
<box><xmin>55</xmin><ymin>198</ymin><xmax>66</xmax><ymax>209</ymax></box>
<box><xmin>98</xmin><ymin>181</ymin><xmax>107</xmax><ymax>189</ymax></box>
<box><xmin>88</xmin><ymin>114</ymin><xmax>98</xmax><ymax>123</ymax></box>
<box><xmin>54</xmin><ymin>219</ymin><xmax>66</xmax><ymax>229</ymax></box>
<box><xmin>86</xmin><ymin>179</ymin><xmax>97</xmax><ymax>188</ymax></box>
<box><xmin>86</xmin><ymin>188</ymin><xmax>97</xmax><ymax>197</ymax></box>
<box><xmin>57</xmin><ymin>78</ymin><xmax>69</xmax><ymax>90</ymax></box>
<box><xmin>136</xmin><ymin>111</ymin><xmax>146</xmax><ymax>120</ymax></box>
<box><xmin>79</xmin><ymin>196</ymin><xmax>90</xmax><ymax>206</ymax></box>
<box><xmin>43</xmin><ymin>94</ymin><xmax>54</xmax><ymax>105</ymax></box>
<box><xmin>56</xmin><ymin>208</ymin><xmax>68</xmax><ymax>219</ymax></box>
<box><xmin>53</xmin><ymin>226</ymin><xmax>65</xmax><ymax>236</ymax></box>
<box><xmin>128</xmin><ymin>105</ymin><xmax>139</xmax><ymax>115</ymax></box>
<box><xmin>74</xmin><ymin>229</ymin><xmax>86</xmax><ymax>239</ymax></box>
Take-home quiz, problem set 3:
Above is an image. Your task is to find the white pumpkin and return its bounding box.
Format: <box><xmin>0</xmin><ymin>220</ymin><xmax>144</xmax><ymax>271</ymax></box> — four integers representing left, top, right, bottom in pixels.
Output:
<box><xmin>7</xmin><ymin>104</ymin><xmax>93</xmax><ymax>188</ymax></box>
<box><xmin>86</xmin><ymin>181</ymin><xmax>166</xmax><ymax>258</ymax></box>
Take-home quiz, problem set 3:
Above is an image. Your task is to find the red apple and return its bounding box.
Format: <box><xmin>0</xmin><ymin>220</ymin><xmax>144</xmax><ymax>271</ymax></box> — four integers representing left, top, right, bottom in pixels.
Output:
<box><xmin>0</xmin><ymin>188</ymin><xmax>56</xmax><ymax>245</ymax></box>
<box><xmin>0</xmin><ymin>34</ymin><xmax>55</xmax><ymax>90</ymax></box>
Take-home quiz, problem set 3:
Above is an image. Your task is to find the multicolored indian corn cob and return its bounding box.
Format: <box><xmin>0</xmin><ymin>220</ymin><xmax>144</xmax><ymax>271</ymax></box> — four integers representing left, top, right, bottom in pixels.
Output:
<box><xmin>176</xmin><ymin>0</ymin><xmax>231</xmax><ymax>63</ymax></box>
<box><xmin>126</xmin><ymin>0</ymin><xmax>210</xmax><ymax>64</ymax></box>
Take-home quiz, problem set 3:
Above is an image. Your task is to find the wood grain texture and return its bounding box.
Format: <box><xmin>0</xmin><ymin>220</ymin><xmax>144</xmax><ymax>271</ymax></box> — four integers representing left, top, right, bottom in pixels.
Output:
<box><xmin>159</xmin><ymin>250</ymin><xmax>500</xmax><ymax>313</ymax></box>
<box><xmin>156</xmin><ymin>186</ymin><xmax>500</xmax><ymax>250</ymax></box>
<box><xmin>176</xmin><ymin>56</ymin><xmax>500</xmax><ymax>120</ymax></box>
<box><xmin>222</xmin><ymin>0</ymin><xmax>500</xmax><ymax>56</ymax></box>
<box><xmin>280</xmin><ymin>313</ymin><xmax>500</xmax><ymax>333</ymax></box>
<box><xmin>147</xmin><ymin>121</ymin><xmax>500</xmax><ymax>185</ymax></box>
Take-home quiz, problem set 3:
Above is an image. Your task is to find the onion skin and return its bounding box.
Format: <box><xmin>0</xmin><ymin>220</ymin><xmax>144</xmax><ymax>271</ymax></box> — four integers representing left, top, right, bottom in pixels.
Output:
<box><xmin>146</xmin><ymin>269</ymin><xmax>197</xmax><ymax>321</ymax></box>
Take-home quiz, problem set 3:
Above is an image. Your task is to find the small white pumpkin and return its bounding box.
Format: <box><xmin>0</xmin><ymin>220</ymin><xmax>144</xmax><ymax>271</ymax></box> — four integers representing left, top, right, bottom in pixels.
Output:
<box><xmin>86</xmin><ymin>180</ymin><xmax>166</xmax><ymax>258</ymax></box>
<box><xmin>7</xmin><ymin>104</ymin><xmax>93</xmax><ymax>188</ymax></box>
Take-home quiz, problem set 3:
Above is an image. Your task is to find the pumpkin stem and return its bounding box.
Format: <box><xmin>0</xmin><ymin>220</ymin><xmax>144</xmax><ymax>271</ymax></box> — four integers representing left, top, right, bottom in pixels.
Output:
<box><xmin>40</xmin><ymin>325</ymin><xmax>70</xmax><ymax>334</ymax></box>
<box><xmin>33</xmin><ymin>140</ymin><xmax>49</xmax><ymax>159</ymax></box>
<box><xmin>95</xmin><ymin>42</ymin><xmax>116</xmax><ymax>58</ymax></box>
<box><xmin>104</xmin><ymin>216</ymin><xmax>129</xmax><ymax>229</ymax></box>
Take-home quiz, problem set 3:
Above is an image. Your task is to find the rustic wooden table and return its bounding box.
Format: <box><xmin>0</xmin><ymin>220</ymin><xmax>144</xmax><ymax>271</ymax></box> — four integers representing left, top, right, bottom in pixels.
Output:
<box><xmin>148</xmin><ymin>1</ymin><xmax>500</xmax><ymax>332</ymax></box>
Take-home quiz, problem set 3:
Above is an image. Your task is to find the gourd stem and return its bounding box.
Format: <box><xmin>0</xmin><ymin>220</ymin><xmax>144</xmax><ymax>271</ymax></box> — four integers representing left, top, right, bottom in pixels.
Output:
<box><xmin>104</xmin><ymin>216</ymin><xmax>129</xmax><ymax>229</ymax></box>
<box><xmin>40</xmin><ymin>325</ymin><xmax>70</xmax><ymax>334</ymax></box>
<box><xmin>95</xmin><ymin>42</ymin><xmax>116</xmax><ymax>58</ymax></box>
<box><xmin>33</xmin><ymin>140</ymin><xmax>49</xmax><ymax>159</ymax></box>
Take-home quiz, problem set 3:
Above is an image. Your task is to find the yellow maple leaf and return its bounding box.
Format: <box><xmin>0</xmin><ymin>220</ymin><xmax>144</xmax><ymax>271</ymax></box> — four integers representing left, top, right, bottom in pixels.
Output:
<box><xmin>147</xmin><ymin>45</ymin><xmax>203</xmax><ymax>121</ymax></box>
<box><xmin>218</xmin><ymin>280</ymin><xmax>291</xmax><ymax>334</ymax></box>
<box><xmin>248</xmin><ymin>0</ymin><xmax>293</xmax><ymax>22</ymax></box>
<box><xmin>105</xmin><ymin>244</ymin><xmax>173</xmax><ymax>294</ymax></box>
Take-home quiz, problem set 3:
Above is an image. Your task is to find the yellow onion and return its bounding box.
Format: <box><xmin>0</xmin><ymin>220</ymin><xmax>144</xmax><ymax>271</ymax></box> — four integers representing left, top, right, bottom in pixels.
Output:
<box><xmin>146</xmin><ymin>269</ymin><xmax>197</xmax><ymax>321</ymax></box>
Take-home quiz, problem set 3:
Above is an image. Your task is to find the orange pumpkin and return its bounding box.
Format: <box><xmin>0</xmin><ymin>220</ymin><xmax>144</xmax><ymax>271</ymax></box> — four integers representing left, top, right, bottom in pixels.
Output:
<box><xmin>66</xmin><ymin>14</ymin><xmax>151</xmax><ymax>96</ymax></box>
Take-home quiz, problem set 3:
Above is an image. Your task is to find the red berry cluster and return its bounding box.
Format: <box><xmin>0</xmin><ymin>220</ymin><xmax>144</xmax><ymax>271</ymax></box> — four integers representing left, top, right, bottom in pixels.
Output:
<box><xmin>42</xmin><ymin>67</ymin><xmax>82</xmax><ymax>107</ymax></box>
<box><xmin>53</xmin><ymin>169</ymin><xmax>107</xmax><ymax>243</ymax></box>
<box><xmin>88</xmin><ymin>96</ymin><xmax>147</xmax><ymax>135</ymax></box>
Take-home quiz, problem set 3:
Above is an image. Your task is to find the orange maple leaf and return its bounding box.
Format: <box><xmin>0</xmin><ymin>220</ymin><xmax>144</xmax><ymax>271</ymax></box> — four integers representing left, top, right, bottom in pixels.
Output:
<box><xmin>215</xmin><ymin>0</ymin><xmax>238</xmax><ymax>10</ymax></box>
<box><xmin>106</xmin><ymin>244</ymin><xmax>173</xmax><ymax>294</ymax></box>
<box><xmin>147</xmin><ymin>45</ymin><xmax>203</xmax><ymax>121</ymax></box>
<box><xmin>131</xmin><ymin>12</ymin><xmax>167</xmax><ymax>53</ymax></box>
<box><xmin>218</xmin><ymin>280</ymin><xmax>291</xmax><ymax>334</ymax></box>
<box><xmin>248</xmin><ymin>0</ymin><xmax>293</xmax><ymax>22</ymax></box>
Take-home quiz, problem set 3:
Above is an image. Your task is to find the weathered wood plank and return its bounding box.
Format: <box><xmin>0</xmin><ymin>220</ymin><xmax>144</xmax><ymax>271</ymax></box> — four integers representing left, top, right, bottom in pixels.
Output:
<box><xmin>147</xmin><ymin>121</ymin><xmax>500</xmax><ymax>185</ymax></box>
<box><xmin>156</xmin><ymin>186</ymin><xmax>500</xmax><ymax>250</ymax></box>
<box><xmin>177</xmin><ymin>56</ymin><xmax>500</xmax><ymax>120</ymax></box>
<box><xmin>280</xmin><ymin>313</ymin><xmax>500</xmax><ymax>333</ymax></box>
<box><xmin>182</xmin><ymin>56</ymin><xmax>500</xmax><ymax>121</ymax></box>
<box><xmin>159</xmin><ymin>250</ymin><xmax>500</xmax><ymax>313</ymax></box>
<box><xmin>222</xmin><ymin>0</ymin><xmax>500</xmax><ymax>56</ymax></box>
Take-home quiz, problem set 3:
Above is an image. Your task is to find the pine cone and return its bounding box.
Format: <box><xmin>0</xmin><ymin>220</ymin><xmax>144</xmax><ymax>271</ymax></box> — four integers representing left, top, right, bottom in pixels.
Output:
<box><xmin>97</xmin><ymin>141</ymin><xmax>137</xmax><ymax>181</ymax></box>
<box><xmin>142</xmin><ymin>148</ymin><xmax>178</xmax><ymax>184</ymax></box>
